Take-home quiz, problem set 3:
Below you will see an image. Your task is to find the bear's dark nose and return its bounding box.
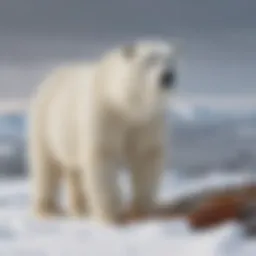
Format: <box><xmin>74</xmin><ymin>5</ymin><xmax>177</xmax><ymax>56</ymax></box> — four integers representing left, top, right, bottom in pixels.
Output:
<box><xmin>160</xmin><ymin>70</ymin><xmax>175</xmax><ymax>89</ymax></box>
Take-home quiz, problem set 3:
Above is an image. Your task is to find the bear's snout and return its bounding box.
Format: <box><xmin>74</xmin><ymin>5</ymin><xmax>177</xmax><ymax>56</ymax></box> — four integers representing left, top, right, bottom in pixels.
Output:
<box><xmin>160</xmin><ymin>70</ymin><xmax>176</xmax><ymax>89</ymax></box>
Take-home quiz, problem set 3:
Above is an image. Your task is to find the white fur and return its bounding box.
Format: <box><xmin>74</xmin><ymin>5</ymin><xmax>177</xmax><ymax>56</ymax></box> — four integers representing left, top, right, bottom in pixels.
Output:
<box><xmin>28</xmin><ymin>39</ymin><xmax>179</xmax><ymax>224</ymax></box>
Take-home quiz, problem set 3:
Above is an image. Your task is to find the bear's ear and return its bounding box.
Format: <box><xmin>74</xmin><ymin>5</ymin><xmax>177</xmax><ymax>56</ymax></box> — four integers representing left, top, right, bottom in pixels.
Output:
<box><xmin>121</xmin><ymin>44</ymin><xmax>136</xmax><ymax>59</ymax></box>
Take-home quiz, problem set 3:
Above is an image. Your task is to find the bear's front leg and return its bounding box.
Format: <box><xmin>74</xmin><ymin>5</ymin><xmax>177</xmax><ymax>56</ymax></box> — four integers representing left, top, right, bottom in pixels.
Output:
<box><xmin>129</xmin><ymin>145</ymin><xmax>164</xmax><ymax>218</ymax></box>
<box><xmin>82</xmin><ymin>146</ymin><xmax>123</xmax><ymax>225</ymax></box>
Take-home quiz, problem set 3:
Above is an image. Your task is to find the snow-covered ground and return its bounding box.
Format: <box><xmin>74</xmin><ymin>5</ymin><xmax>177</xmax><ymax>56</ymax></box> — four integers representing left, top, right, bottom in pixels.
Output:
<box><xmin>0</xmin><ymin>172</ymin><xmax>255</xmax><ymax>256</ymax></box>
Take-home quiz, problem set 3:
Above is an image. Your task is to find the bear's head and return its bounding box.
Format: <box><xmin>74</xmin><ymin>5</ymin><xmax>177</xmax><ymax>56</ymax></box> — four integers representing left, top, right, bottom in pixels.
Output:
<box><xmin>99</xmin><ymin>39</ymin><xmax>180</xmax><ymax>123</ymax></box>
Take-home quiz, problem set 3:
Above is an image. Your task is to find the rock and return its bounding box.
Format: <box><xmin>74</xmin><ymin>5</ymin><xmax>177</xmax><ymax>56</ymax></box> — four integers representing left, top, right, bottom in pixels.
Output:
<box><xmin>187</xmin><ymin>184</ymin><xmax>256</xmax><ymax>230</ymax></box>
<box><xmin>188</xmin><ymin>195</ymin><xmax>242</xmax><ymax>229</ymax></box>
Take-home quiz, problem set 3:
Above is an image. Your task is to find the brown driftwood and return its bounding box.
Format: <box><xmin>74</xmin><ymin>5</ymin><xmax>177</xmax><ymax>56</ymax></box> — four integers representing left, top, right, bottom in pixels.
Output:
<box><xmin>122</xmin><ymin>183</ymin><xmax>256</xmax><ymax>231</ymax></box>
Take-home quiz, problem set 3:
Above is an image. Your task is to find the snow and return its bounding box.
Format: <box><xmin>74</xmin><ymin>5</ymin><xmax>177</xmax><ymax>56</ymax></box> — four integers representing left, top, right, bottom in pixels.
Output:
<box><xmin>0</xmin><ymin>172</ymin><xmax>255</xmax><ymax>255</ymax></box>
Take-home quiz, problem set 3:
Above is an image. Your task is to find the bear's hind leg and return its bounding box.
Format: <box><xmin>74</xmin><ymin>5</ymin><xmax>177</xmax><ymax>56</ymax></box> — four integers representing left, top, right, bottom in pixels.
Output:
<box><xmin>65</xmin><ymin>170</ymin><xmax>87</xmax><ymax>217</ymax></box>
<box><xmin>30</xmin><ymin>148</ymin><xmax>63</xmax><ymax>218</ymax></box>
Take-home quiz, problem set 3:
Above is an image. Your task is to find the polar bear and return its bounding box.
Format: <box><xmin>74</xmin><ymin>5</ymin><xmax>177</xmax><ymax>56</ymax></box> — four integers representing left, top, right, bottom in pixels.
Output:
<box><xmin>28</xmin><ymin>39</ymin><xmax>179</xmax><ymax>224</ymax></box>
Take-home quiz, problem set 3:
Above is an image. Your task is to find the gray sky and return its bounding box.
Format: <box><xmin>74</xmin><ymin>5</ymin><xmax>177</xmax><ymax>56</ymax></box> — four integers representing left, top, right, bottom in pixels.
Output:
<box><xmin>0</xmin><ymin>0</ymin><xmax>256</xmax><ymax>98</ymax></box>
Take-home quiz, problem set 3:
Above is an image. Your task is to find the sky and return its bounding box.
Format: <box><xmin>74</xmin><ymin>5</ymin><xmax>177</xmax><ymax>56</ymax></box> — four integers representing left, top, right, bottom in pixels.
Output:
<box><xmin>0</xmin><ymin>0</ymin><xmax>256</xmax><ymax>98</ymax></box>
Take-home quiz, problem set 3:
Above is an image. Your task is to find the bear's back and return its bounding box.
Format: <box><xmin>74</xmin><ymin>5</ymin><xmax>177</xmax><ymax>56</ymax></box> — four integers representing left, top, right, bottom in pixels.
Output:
<box><xmin>32</xmin><ymin>62</ymin><xmax>97</xmax><ymax>168</ymax></box>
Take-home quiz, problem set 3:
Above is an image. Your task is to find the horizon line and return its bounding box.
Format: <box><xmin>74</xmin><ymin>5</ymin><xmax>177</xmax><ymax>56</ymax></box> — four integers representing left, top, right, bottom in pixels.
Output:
<box><xmin>0</xmin><ymin>95</ymin><xmax>256</xmax><ymax>114</ymax></box>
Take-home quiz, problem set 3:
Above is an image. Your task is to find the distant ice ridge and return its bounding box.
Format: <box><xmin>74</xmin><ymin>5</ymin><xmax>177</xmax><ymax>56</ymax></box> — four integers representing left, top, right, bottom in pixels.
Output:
<box><xmin>0</xmin><ymin>113</ymin><xmax>26</xmax><ymax>137</ymax></box>
<box><xmin>171</xmin><ymin>95</ymin><xmax>256</xmax><ymax>122</ymax></box>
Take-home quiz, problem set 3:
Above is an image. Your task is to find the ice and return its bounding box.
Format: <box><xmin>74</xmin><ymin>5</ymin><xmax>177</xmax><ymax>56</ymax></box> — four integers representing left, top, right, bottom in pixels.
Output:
<box><xmin>0</xmin><ymin>173</ymin><xmax>255</xmax><ymax>255</ymax></box>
